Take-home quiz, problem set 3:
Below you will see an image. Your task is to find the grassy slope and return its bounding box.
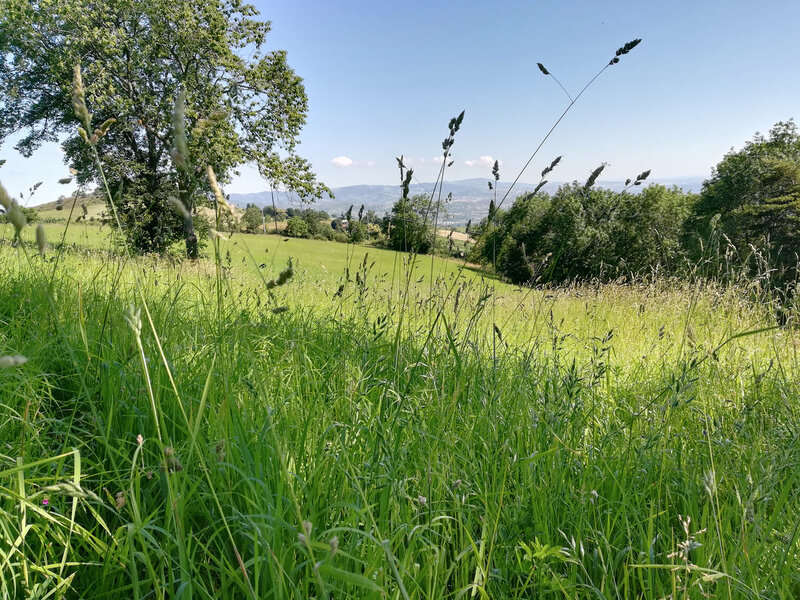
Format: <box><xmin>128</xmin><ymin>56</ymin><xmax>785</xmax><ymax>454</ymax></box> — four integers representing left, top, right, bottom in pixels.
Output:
<box><xmin>0</xmin><ymin>224</ymin><xmax>799</xmax><ymax>599</ymax></box>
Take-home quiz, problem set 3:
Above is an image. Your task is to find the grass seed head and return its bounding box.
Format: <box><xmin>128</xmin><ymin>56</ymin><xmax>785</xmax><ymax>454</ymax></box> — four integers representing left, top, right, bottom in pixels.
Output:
<box><xmin>207</xmin><ymin>166</ymin><xmax>233</xmax><ymax>216</ymax></box>
<box><xmin>0</xmin><ymin>181</ymin><xmax>11</xmax><ymax>211</ymax></box>
<box><xmin>0</xmin><ymin>355</ymin><xmax>27</xmax><ymax>368</ymax></box>
<box><xmin>172</xmin><ymin>90</ymin><xmax>189</xmax><ymax>170</ymax></box>
<box><xmin>168</xmin><ymin>196</ymin><xmax>191</xmax><ymax>219</ymax></box>
<box><xmin>164</xmin><ymin>446</ymin><xmax>184</xmax><ymax>472</ymax></box>
<box><xmin>72</xmin><ymin>64</ymin><xmax>92</xmax><ymax>129</ymax></box>
<box><xmin>124</xmin><ymin>304</ymin><xmax>142</xmax><ymax>337</ymax></box>
<box><xmin>8</xmin><ymin>200</ymin><xmax>27</xmax><ymax>235</ymax></box>
<box><xmin>36</xmin><ymin>223</ymin><xmax>47</xmax><ymax>256</ymax></box>
<box><xmin>584</xmin><ymin>163</ymin><xmax>607</xmax><ymax>191</ymax></box>
<box><xmin>94</xmin><ymin>118</ymin><xmax>116</xmax><ymax>139</ymax></box>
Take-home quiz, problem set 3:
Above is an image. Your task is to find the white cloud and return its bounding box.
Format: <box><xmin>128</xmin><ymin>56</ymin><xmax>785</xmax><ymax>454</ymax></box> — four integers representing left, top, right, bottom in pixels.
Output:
<box><xmin>464</xmin><ymin>155</ymin><xmax>498</xmax><ymax>168</ymax></box>
<box><xmin>433</xmin><ymin>156</ymin><xmax>444</xmax><ymax>164</ymax></box>
<box><xmin>331</xmin><ymin>156</ymin><xmax>355</xmax><ymax>167</ymax></box>
<box><xmin>331</xmin><ymin>156</ymin><xmax>377</xmax><ymax>168</ymax></box>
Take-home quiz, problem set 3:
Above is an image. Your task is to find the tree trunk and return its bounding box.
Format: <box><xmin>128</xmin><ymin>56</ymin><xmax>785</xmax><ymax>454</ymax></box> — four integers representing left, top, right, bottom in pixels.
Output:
<box><xmin>180</xmin><ymin>179</ymin><xmax>198</xmax><ymax>259</ymax></box>
<box><xmin>183</xmin><ymin>214</ymin><xmax>198</xmax><ymax>259</ymax></box>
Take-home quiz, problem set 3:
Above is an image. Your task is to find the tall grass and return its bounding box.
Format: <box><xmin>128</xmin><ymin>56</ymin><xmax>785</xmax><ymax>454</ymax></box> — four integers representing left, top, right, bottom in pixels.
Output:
<box><xmin>1</xmin><ymin>41</ymin><xmax>799</xmax><ymax>600</ymax></box>
<box><xmin>1</xmin><ymin>235</ymin><xmax>799</xmax><ymax>599</ymax></box>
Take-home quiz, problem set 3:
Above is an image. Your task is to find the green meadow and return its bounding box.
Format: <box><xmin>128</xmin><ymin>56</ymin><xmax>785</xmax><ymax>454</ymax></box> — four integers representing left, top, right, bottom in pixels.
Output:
<box><xmin>1</xmin><ymin>221</ymin><xmax>798</xmax><ymax>599</ymax></box>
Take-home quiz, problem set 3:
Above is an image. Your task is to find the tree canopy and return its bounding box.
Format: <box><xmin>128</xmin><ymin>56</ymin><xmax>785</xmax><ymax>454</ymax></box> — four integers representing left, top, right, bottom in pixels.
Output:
<box><xmin>471</xmin><ymin>183</ymin><xmax>696</xmax><ymax>284</ymax></box>
<box><xmin>384</xmin><ymin>194</ymin><xmax>438</xmax><ymax>255</ymax></box>
<box><xmin>0</xmin><ymin>0</ymin><xmax>328</xmax><ymax>256</ymax></box>
<box><xmin>693</xmin><ymin>120</ymin><xmax>800</xmax><ymax>281</ymax></box>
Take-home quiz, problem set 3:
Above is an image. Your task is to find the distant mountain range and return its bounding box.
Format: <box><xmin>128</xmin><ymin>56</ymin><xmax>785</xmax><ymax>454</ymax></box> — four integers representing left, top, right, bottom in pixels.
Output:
<box><xmin>230</xmin><ymin>177</ymin><xmax>705</xmax><ymax>226</ymax></box>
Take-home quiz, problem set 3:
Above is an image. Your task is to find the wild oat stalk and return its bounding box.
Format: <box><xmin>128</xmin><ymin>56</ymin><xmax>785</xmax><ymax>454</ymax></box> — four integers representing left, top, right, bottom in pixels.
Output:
<box><xmin>496</xmin><ymin>38</ymin><xmax>642</xmax><ymax>211</ymax></box>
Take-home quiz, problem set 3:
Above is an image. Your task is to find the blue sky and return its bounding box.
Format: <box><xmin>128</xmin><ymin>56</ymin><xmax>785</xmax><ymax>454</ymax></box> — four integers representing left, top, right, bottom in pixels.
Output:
<box><xmin>2</xmin><ymin>0</ymin><xmax>800</xmax><ymax>204</ymax></box>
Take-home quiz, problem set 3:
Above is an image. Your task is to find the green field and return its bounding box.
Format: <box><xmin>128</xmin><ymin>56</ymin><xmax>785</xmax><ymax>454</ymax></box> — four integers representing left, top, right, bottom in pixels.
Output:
<box><xmin>1</xmin><ymin>221</ymin><xmax>799</xmax><ymax>599</ymax></box>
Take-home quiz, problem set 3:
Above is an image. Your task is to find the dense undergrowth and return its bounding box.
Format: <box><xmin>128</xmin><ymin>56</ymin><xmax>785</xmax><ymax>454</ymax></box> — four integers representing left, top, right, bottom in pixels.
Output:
<box><xmin>1</xmin><ymin>235</ymin><xmax>799</xmax><ymax>599</ymax></box>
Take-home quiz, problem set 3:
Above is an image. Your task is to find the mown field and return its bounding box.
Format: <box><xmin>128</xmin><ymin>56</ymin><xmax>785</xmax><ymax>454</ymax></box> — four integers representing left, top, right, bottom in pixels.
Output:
<box><xmin>1</xmin><ymin>220</ymin><xmax>799</xmax><ymax>599</ymax></box>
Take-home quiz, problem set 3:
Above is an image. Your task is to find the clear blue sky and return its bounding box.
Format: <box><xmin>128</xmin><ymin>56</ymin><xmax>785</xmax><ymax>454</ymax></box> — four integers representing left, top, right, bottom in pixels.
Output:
<box><xmin>2</xmin><ymin>0</ymin><xmax>799</xmax><ymax>204</ymax></box>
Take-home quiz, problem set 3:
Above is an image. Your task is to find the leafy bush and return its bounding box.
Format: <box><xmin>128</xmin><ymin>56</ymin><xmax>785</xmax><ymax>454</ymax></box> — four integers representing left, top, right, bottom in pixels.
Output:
<box><xmin>241</xmin><ymin>205</ymin><xmax>264</xmax><ymax>234</ymax></box>
<box><xmin>347</xmin><ymin>220</ymin><xmax>367</xmax><ymax>243</ymax></box>
<box><xmin>472</xmin><ymin>183</ymin><xmax>696</xmax><ymax>284</ymax></box>
<box><xmin>285</xmin><ymin>216</ymin><xmax>309</xmax><ymax>238</ymax></box>
<box><xmin>385</xmin><ymin>194</ymin><xmax>434</xmax><ymax>254</ymax></box>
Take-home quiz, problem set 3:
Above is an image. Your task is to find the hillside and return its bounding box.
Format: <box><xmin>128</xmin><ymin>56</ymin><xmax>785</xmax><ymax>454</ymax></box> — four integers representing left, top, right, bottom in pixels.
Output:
<box><xmin>230</xmin><ymin>176</ymin><xmax>704</xmax><ymax>225</ymax></box>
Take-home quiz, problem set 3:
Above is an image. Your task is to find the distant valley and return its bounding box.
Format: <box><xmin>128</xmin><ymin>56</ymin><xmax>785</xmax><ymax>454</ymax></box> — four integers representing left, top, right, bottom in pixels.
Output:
<box><xmin>230</xmin><ymin>177</ymin><xmax>704</xmax><ymax>226</ymax></box>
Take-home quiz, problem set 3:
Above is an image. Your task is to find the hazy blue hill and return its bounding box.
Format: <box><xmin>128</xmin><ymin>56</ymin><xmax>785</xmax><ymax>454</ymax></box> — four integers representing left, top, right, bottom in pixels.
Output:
<box><xmin>230</xmin><ymin>177</ymin><xmax>704</xmax><ymax>225</ymax></box>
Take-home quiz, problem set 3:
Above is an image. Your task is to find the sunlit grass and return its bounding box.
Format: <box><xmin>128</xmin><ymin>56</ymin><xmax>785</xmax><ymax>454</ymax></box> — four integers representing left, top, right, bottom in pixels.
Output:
<box><xmin>1</xmin><ymin>221</ymin><xmax>799</xmax><ymax>599</ymax></box>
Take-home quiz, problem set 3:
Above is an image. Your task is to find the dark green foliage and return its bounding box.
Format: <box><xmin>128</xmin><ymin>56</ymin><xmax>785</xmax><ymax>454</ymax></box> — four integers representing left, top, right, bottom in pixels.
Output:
<box><xmin>286</xmin><ymin>207</ymin><xmax>329</xmax><ymax>220</ymax></box>
<box><xmin>113</xmin><ymin>183</ymin><xmax>185</xmax><ymax>253</ymax></box>
<box><xmin>285</xmin><ymin>216</ymin><xmax>309</xmax><ymax>238</ymax></box>
<box><xmin>385</xmin><ymin>194</ymin><xmax>434</xmax><ymax>254</ymax></box>
<box><xmin>347</xmin><ymin>220</ymin><xmax>367</xmax><ymax>243</ymax></box>
<box><xmin>692</xmin><ymin>120</ymin><xmax>800</xmax><ymax>283</ymax></box>
<box><xmin>242</xmin><ymin>205</ymin><xmax>264</xmax><ymax>234</ymax></box>
<box><xmin>262</xmin><ymin>205</ymin><xmax>284</xmax><ymax>220</ymax></box>
<box><xmin>472</xmin><ymin>183</ymin><xmax>696</xmax><ymax>284</ymax></box>
<box><xmin>613</xmin><ymin>185</ymin><xmax>697</xmax><ymax>273</ymax></box>
<box><xmin>363</xmin><ymin>209</ymin><xmax>379</xmax><ymax>225</ymax></box>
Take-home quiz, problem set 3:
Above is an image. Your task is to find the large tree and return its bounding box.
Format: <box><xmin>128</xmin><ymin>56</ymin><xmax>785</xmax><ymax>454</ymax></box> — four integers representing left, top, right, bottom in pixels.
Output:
<box><xmin>0</xmin><ymin>0</ymin><xmax>328</xmax><ymax>257</ymax></box>
<box><xmin>384</xmin><ymin>194</ymin><xmax>438</xmax><ymax>255</ymax></box>
<box><xmin>693</xmin><ymin>120</ymin><xmax>800</xmax><ymax>280</ymax></box>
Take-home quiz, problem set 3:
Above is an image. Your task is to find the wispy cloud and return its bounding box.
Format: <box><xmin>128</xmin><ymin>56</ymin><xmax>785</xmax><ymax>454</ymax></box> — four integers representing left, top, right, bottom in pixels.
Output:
<box><xmin>433</xmin><ymin>156</ymin><xmax>444</xmax><ymax>164</ymax></box>
<box><xmin>331</xmin><ymin>156</ymin><xmax>376</xmax><ymax>168</ymax></box>
<box><xmin>331</xmin><ymin>156</ymin><xmax>355</xmax><ymax>167</ymax></box>
<box><xmin>464</xmin><ymin>155</ymin><xmax>498</xmax><ymax>168</ymax></box>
